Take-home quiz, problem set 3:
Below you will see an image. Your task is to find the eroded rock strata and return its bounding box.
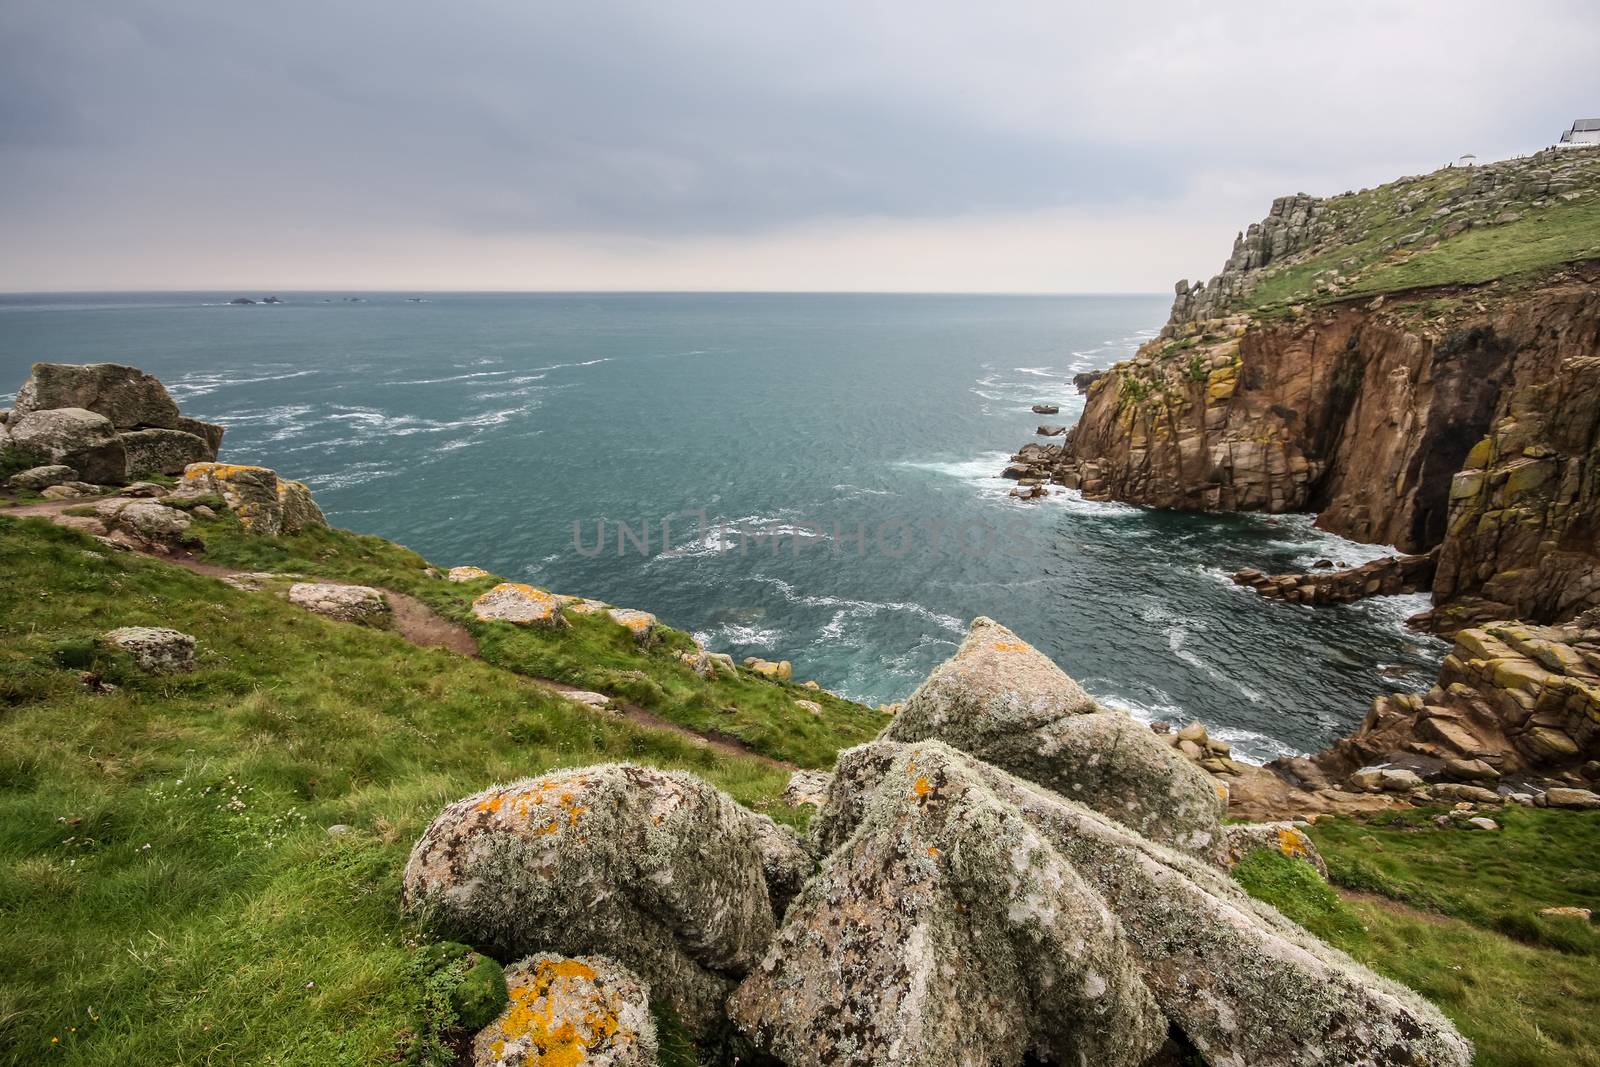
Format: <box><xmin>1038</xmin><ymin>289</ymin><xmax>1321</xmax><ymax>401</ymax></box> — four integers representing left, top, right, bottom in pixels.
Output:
<box><xmin>1010</xmin><ymin>149</ymin><xmax>1600</xmax><ymax>625</ymax></box>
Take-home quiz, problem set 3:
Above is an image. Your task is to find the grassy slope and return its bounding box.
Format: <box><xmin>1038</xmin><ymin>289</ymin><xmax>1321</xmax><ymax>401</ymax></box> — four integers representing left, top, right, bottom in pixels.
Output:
<box><xmin>7</xmin><ymin>506</ymin><xmax>1599</xmax><ymax>1065</ymax></box>
<box><xmin>1236</xmin><ymin>151</ymin><xmax>1600</xmax><ymax>312</ymax></box>
<box><xmin>0</xmin><ymin>515</ymin><xmax>795</xmax><ymax>1065</ymax></box>
<box><xmin>1238</xmin><ymin>810</ymin><xmax>1600</xmax><ymax>1067</ymax></box>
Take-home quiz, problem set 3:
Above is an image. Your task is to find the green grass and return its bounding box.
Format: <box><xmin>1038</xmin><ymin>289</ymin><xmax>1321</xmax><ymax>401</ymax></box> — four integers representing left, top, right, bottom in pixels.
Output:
<box><xmin>1233</xmin><ymin>812</ymin><xmax>1600</xmax><ymax>1067</ymax></box>
<box><xmin>0</xmin><ymin>515</ymin><xmax>793</xmax><ymax>1064</ymax></box>
<box><xmin>195</xmin><ymin>518</ymin><xmax>885</xmax><ymax>769</ymax></box>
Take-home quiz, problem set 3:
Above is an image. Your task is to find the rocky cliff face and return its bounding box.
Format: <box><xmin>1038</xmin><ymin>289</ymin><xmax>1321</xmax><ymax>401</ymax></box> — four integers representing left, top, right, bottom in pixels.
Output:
<box><xmin>1015</xmin><ymin>148</ymin><xmax>1600</xmax><ymax>627</ymax></box>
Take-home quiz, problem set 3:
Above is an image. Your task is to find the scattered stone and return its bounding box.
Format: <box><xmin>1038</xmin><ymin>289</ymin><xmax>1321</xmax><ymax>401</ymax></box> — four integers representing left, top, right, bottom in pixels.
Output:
<box><xmin>117</xmin><ymin>481</ymin><xmax>169</xmax><ymax>498</ymax></box>
<box><xmin>7</xmin><ymin>464</ymin><xmax>76</xmax><ymax>490</ymax></box>
<box><xmin>1543</xmin><ymin>786</ymin><xmax>1600</xmax><ymax>810</ymax></box>
<box><xmin>447</xmin><ymin>565</ymin><xmax>494</xmax><ymax>582</ymax></box>
<box><xmin>40</xmin><ymin>482</ymin><xmax>98</xmax><ymax>500</ymax></box>
<box><xmin>8</xmin><ymin>408</ymin><xmax>127</xmax><ymax>484</ymax></box>
<box><xmin>782</xmin><ymin>769</ymin><xmax>832</xmax><ymax>809</ymax></box>
<box><xmin>562</xmin><ymin>689</ymin><xmax>614</xmax><ymax>711</ymax></box>
<box><xmin>743</xmin><ymin>657</ymin><xmax>792</xmax><ymax>681</ymax></box>
<box><xmin>288</xmin><ymin>582</ymin><xmax>389</xmax><ymax>625</ymax></box>
<box><xmin>1465</xmin><ymin>816</ymin><xmax>1500</xmax><ymax>831</ymax></box>
<box><xmin>606</xmin><ymin>607</ymin><xmax>657</xmax><ymax>643</ymax></box>
<box><xmin>102</xmin><ymin>626</ymin><xmax>196</xmax><ymax>673</ymax></box>
<box><xmin>474</xmin><ymin>954</ymin><xmax>657</xmax><ymax>1067</ymax></box>
<box><xmin>677</xmin><ymin>649</ymin><xmax>736</xmax><ymax>678</ymax></box>
<box><xmin>881</xmin><ymin>617</ymin><xmax>1224</xmax><ymax>860</ymax></box>
<box><xmin>326</xmin><ymin>824</ymin><xmax>353</xmax><ymax>836</ymax></box>
<box><xmin>1539</xmin><ymin>906</ymin><xmax>1592</xmax><ymax>921</ymax></box>
<box><xmin>1223</xmin><ymin>821</ymin><xmax>1328</xmax><ymax>877</ymax></box>
<box><xmin>1429</xmin><ymin>782</ymin><xmax>1503</xmax><ymax>804</ymax></box>
<box><xmin>1036</xmin><ymin>424</ymin><xmax>1067</xmax><ymax>436</ymax></box>
<box><xmin>472</xmin><ymin>583</ymin><xmax>563</xmax><ymax>627</ymax></box>
<box><xmin>94</xmin><ymin>499</ymin><xmax>194</xmax><ymax>544</ymax></box>
<box><xmin>1030</xmin><ymin>403</ymin><xmax>1059</xmax><ymax>415</ymax></box>
<box><xmin>404</xmin><ymin>765</ymin><xmax>783</xmax><ymax>1034</ymax></box>
<box><xmin>792</xmin><ymin>698</ymin><xmax>822</xmax><ymax>716</ymax></box>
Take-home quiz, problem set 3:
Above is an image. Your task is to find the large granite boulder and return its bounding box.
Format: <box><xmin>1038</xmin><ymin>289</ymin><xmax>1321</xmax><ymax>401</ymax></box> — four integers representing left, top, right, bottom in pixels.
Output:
<box><xmin>94</xmin><ymin>498</ymin><xmax>194</xmax><ymax>544</ymax></box>
<box><xmin>288</xmin><ymin>582</ymin><xmax>389</xmax><ymax>625</ymax></box>
<box><xmin>474</xmin><ymin>954</ymin><xmax>657</xmax><ymax>1067</ymax></box>
<box><xmin>8</xmin><ymin>408</ymin><xmax>127</xmax><ymax>484</ymax></box>
<box><xmin>175</xmin><ymin>462</ymin><xmax>326</xmax><ymax>535</ymax></box>
<box><xmin>176</xmin><ymin>415</ymin><xmax>224</xmax><ymax>458</ymax></box>
<box><xmin>121</xmin><ymin>428</ymin><xmax>211</xmax><ymax>478</ymax></box>
<box><xmin>11</xmin><ymin>362</ymin><xmax>181</xmax><ymax>430</ymax></box>
<box><xmin>732</xmin><ymin>740</ymin><xmax>1471</xmax><ymax>1067</ymax></box>
<box><xmin>472</xmin><ymin>583</ymin><xmax>563</xmax><ymax>627</ymax></box>
<box><xmin>880</xmin><ymin>617</ymin><xmax>1225</xmax><ymax>861</ymax></box>
<box><xmin>403</xmin><ymin>764</ymin><xmax>781</xmax><ymax>1034</ymax></box>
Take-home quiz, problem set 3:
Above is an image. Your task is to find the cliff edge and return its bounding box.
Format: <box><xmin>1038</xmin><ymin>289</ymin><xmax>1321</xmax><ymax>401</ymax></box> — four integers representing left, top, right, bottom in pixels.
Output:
<box><xmin>1011</xmin><ymin>147</ymin><xmax>1600</xmax><ymax>628</ymax></box>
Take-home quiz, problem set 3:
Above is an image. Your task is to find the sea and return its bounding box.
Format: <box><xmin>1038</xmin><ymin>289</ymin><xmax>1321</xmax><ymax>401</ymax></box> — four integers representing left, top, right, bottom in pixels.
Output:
<box><xmin>0</xmin><ymin>291</ymin><xmax>1448</xmax><ymax>762</ymax></box>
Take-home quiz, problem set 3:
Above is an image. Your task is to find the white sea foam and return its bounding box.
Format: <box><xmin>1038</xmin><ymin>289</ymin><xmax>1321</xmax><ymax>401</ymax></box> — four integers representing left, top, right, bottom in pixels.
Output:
<box><xmin>690</xmin><ymin>623</ymin><xmax>782</xmax><ymax>650</ymax></box>
<box><xmin>748</xmin><ymin>576</ymin><xmax>967</xmax><ymax>636</ymax></box>
<box><xmin>167</xmin><ymin>368</ymin><xmax>319</xmax><ymax>399</ymax></box>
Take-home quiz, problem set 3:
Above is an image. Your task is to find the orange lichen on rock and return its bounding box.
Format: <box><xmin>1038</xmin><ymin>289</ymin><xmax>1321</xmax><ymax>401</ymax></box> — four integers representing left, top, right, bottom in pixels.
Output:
<box><xmin>477</xmin><ymin>954</ymin><xmax>656</xmax><ymax>1067</ymax></box>
<box><xmin>991</xmin><ymin>641</ymin><xmax>1029</xmax><ymax>653</ymax></box>
<box><xmin>473</xmin><ymin>583</ymin><xmax>564</xmax><ymax>626</ymax></box>
<box><xmin>912</xmin><ymin>776</ymin><xmax>933</xmax><ymax>797</ymax></box>
<box><xmin>1275</xmin><ymin>825</ymin><xmax>1310</xmax><ymax>859</ymax></box>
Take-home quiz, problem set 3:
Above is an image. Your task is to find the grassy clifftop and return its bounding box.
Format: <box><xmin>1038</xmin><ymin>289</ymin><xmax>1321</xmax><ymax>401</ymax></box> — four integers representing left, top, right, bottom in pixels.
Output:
<box><xmin>3</xmin><ymin>505</ymin><xmax>1598</xmax><ymax>1065</ymax></box>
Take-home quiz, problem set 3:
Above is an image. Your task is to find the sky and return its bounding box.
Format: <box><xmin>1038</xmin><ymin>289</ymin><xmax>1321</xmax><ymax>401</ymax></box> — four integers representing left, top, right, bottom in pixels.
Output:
<box><xmin>1</xmin><ymin>1</ymin><xmax>1596</xmax><ymax>293</ymax></box>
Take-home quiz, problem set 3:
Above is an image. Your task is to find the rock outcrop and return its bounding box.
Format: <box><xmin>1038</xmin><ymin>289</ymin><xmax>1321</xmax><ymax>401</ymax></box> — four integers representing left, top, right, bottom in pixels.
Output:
<box><xmin>880</xmin><ymin>617</ymin><xmax>1225</xmax><ymax>861</ymax></box>
<box><xmin>731</xmin><ymin>740</ymin><xmax>1469</xmax><ymax>1067</ymax></box>
<box><xmin>1011</xmin><ymin>150</ymin><xmax>1600</xmax><ymax>626</ymax></box>
<box><xmin>474</xmin><ymin>954</ymin><xmax>657</xmax><ymax>1067</ymax></box>
<box><xmin>472</xmin><ymin>583</ymin><xmax>564</xmax><ymax>627</ymax></box>
<box><xmin>174</xmin><ymin>462</ymin><xmax>327</xmax><ymax>535</ymax></box>
<box><xmin>402</xmin><ymin>765</ymin><xmax>783</xmax><ymax>1034</ymax></box>
<box><xmin>1233</xmin><ymin>550</ymin><xmax>1437</xmax><ymax>606</ymax></box>
<box><xmin>3</xmin><ymin>363</ymin><xmax>223</xmax><ymax>486</ymax></box>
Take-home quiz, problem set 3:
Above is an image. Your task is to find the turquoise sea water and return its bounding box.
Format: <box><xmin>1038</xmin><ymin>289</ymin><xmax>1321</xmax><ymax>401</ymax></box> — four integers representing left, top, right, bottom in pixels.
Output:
<box><xmin>0</xmin><ymin>292</ymin><xmax>1446</xmax><ymax>760</ymax></box>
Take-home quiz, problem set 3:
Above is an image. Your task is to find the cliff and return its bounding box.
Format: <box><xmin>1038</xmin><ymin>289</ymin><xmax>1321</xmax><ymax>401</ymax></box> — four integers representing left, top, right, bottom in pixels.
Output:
<box><xmin>1015</xmin><ymin>147</ymin><xmax>1600</xmax><ymax>627</ymax></box>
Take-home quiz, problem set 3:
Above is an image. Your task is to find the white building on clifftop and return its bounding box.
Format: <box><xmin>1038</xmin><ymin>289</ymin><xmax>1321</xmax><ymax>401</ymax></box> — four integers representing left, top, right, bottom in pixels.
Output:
<box><xmin>1558</xmin><ymin>118</ymin><xmax>1600</xmax><ymax>147</ymax></box>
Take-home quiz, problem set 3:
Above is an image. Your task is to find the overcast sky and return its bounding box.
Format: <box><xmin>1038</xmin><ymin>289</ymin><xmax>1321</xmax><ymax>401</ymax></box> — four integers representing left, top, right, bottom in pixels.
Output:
<box><xmin>2</xmin><ymin>1</ymin><xmax>1595</xmax><ymax>292</ymax></box>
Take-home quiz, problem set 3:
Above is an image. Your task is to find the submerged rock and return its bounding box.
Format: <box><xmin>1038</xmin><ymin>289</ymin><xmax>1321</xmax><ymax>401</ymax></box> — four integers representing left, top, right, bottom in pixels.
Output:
<box><xmin>881</xmin><ymin>617</ymin><xmax>1225</xmax><ymax>861</ymax></box>
<box><xmin>474</xmin><ymin>954</ymin><xmax>657</xmax><ymax>1067</ymax></box>
<box><xmin>403</xmin><ymin>764</ymin><xmax>781</xmax><ymax>1034</ymax></box>
<box><xmin>740</xmin><ymin>740</ymin><xmax>1471</xmax><ymax>1067</ymax></box>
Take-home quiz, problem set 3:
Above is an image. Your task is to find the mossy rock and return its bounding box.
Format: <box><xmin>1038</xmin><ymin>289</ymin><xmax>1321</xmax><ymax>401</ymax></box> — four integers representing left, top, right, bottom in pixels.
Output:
<box><xmin>414</xmin><ymin>940</ymin><xmax>509</xmax><ymax>1031</ymax></box>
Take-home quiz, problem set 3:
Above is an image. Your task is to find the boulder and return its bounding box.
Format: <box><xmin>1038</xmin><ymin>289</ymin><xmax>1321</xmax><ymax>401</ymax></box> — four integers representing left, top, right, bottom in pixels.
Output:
<box><xmin>40</xmin><ymin>482</ymin><xmax>99</xmax><ymax>500</ymax></box>
<box><xmin>1223</xmin><ymin>821</ymin><xmax>1328</xmax><ymax>877</ymax></box>
<box><xmin>448</xmin><ymin>566</ymin><xmax>494</xmax><ymax>583</ymax></box>
<box><xmin>287</xmin><ymin>582</ymin><xmax>389</xmax><ymax>625</ymax></box>
<box><xmin>176</xmin><ymin>416</ymin><xmax>224</xmax><ymax>458</ymax></box>
<box><xmin>8</xmin><ymin>408</ymin><xmax>127</xmax><ymax>484</ymax></box>
<box><xmin>793</xmin><ymin>699</ymin><xmax>823</xmax><ymax>716</ymax></box>
<box><xmin>120</xmin><ymin>428</ymin><xmax>210</xmax><ymax>478</ymax></box>
<box><xmin>1031</xmin><ymin>403</ymin><xmax>1060</xmax><ymax>414</ymax></box>
<box><xmin>562</xmin><ymin>689</ymin><xmax>614</xmax><ymax>711</ymax></box>
<box><xmin>472</xmin><ymin>583</ymin><xmax>563</xmax><ymax>627</ymax></box>
<box><xmin>176</xmin><ymin>462</ymin><xmax>325</xmax><ymax>535</ymax></box>
<box><xmin>102</xmin><ymin>626</ymin><xmax>196</xmax><ymax>673</ymax></box>
<box><xmin>403</xmin><ymin>765</ymin><xmax>782</xmax><ymax>1034</ymax></box>
<box><xmin>782</xmin><ymin>769</ymin><xmax>832</xmax><ymax>810</ymax></box>
<box><xmin>744</xmin><ymin>812</ymin><xmax>813</xmax><ymax>917</ymax></box>
<box><xmin>606</xmin><ymin>607</ymin><xmax>657</xmax><ymax>643</ymax></box>
<box><xmin>7</xmin><ymin>464</ymin><xmax>76</xmax><ymax>490</ymax></box>
<box><xmin>473</xmin><ymin>954</ymin><xmax>657</xmax><ymax>1067</ymax></box>
<box><xmin>880</xmin><ymin>617</ymin><xmax>1224</xmax><ymax>861</ymax></box>
<box><xmin>744</xmin><ymin>657</ymin><xmax>792</xmax><ymax>681</ymax></box>
<box><xmin>11</xmin><ymin>362</ymin><xmax>180</xmax><ymax>430</ymax></box>
<box><xmin>117</xmin><ymin>481</ymin><xmax>170</xmax><ymax>498</ymax></box>
<box><xmin>737</xmin><ymin>740</ymin><xmax>1470</xmax><ymax>1067</ymax></box>
<box><xmin>1544</xmin><ymin>787</ymin><xmax>1600</xmax><ymax>810</ymax></box>
<box><xmin>677</xmin><ymin>649</ymin><xmax>736</xmax><ymax>678</ymax></box>
<box><xmin>93</xmin><ymin>499</ymin><xmax>194</xmax><ymax>544</ymax></box>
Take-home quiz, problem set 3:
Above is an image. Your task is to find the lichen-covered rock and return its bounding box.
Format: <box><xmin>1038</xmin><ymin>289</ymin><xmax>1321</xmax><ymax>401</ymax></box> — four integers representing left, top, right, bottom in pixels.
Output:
<box><xmin>1223</xmin><ymin>821</ymin><xmax>1328</xmax><ymax>877</ymax></box>
<box><xmin>606</xmin><ymin>607</ymin><xmax>657</xmax><ymax>644</ymax></box>
<box><xmin>732</xmin><ymin>740</ymin><xmax>1168</xmax><ymax>1067</ymax></box>
<box><xmin>677</xmin><ymin>649</ymin><xmax>736</xmax><ymax>678</ymax></box>
<box><xmin>743</xmin><ymin>812</ymin><xmax>813</xmax><ymax>917</ymax></box>
<box><xmin>744</xmin><ymin>657</ymin><xmax>792</xmax><ymax>680</ymax></box>
<box><xmin>474</xmin><ymin>954</ymin><xmax>657</xmax><ymax>1067</ymax></box>
<box><xmin>782</xmin><ymin>769</ymin><xmax>832</xmax><ymax>810</ymax></box>
<box><xmin>473</xmin><ymin>583</ymin><xmax>563</xmax><ymax>627</ymax></box>
<box><xmin>7</xmin><ymin>464</ymin><xmax>76</xmax><ymax>490</ymax></box>
<box><xmin>448</xmin><ymin>565</ymin><xmax>494</xmax><ymax>582</ymax></box>
<box><xmin>120</xmin><ymin>428</ymin><xmax>211</xmax><ymax>478</ymax></box>
<box><xmin>881</xmin><ymin>617</ymin><xmax>1225</xmax><ymax>861</ymax></box>
<box><xmin>94</xmin><ymin>498</ymin><xmax>194</xmax><ymax>544</ymax></box>
<box><xmin>175</xmin><ymin>415</ymin><xmax>224</xmax><ymax>458</ymax></box>
<box><xmin>102</xmin><ymin>626</ymin><xmax>196</xmax><ymax>673</ymax></box>
<box><xmin>287</xmin><ymin>582</ymin><xmax>389</xmax><ymax>624</ymax></box>
<box><xmin>754</xmin><ymin>740</ymin><xmax>1471</xmax><ymax>1067</ymax></box>
<box><xmin>276</xmin><ymin>477</ymin><xmax>327</xmax><ymax>531</ymax></box>
<box><xmin>11</xmin><ymin>362</ymin><xmax>180</xmax><ymax>430</ymax></box>
<box><xmin>8</xmin><ymin>408</ymin><xmax>127</xmax><ymax>484</ymax></box>
<box><xmin>403</xmin><ymin>765</ymin><xmax>781</xmax><ymax>1034</ymax></box>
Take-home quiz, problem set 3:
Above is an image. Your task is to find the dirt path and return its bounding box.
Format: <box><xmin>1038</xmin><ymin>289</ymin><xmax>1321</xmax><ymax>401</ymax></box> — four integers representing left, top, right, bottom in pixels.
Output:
<box><xmin>8</xmin><ymin>496</ymin><xmax>793</xmax><ymax>770</ymax></box>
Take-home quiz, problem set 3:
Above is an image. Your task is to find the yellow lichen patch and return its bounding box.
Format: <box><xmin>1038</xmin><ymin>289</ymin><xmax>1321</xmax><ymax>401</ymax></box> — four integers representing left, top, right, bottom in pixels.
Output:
<box><xmin>476</xmin><ymin>793</ymin><xmax>508</xmax><ymax>814</ymax></box>
<box><xmin>991</xmin><ymin>641</ymin><xmax>1029</xmax><ymax>653</ymax></box>
<box><xmin>926</xmin><ymin>846</ymin><xmax>940</xmax><ymax>856</ymax></box>
<box><xmin>489</xmin><ymin>957</ymin><xmax>624</xmax><ymax>1067</ymax></box>
<box><xmin>913</xmin><ymin>776</ymin><xmax>932</xmax><ymax>797</ymax></box>
<box><xmin>1275</xmin><ymin>826</ymin><xmax>1310</xmax><ymax>859</ymax></box>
